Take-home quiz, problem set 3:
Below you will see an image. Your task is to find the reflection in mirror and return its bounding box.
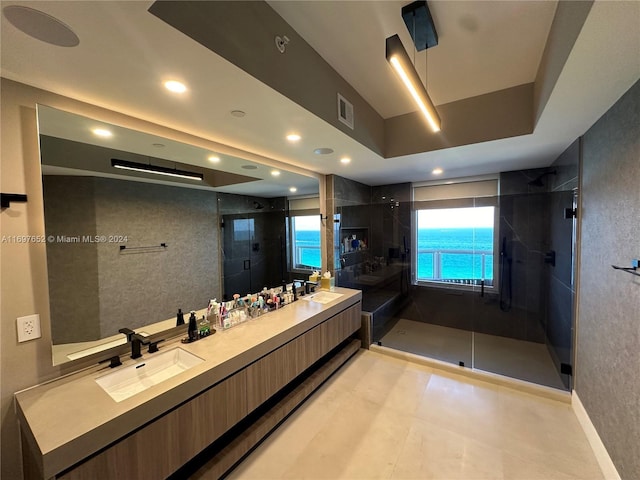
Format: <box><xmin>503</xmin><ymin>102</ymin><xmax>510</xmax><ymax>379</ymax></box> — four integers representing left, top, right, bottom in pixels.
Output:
<box><xmin>37</xmin><ymin>105</ymin><xmax>320</xmax><ymax>365</ymax></box>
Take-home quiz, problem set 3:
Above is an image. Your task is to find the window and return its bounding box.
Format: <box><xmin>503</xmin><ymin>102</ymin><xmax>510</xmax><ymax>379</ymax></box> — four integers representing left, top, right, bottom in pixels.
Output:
<box><xmin>290</xmin><ymin>215</ymin><xmax>321</xmax><ymax>270</ymax></box>
<box><xmin>413</xmin><ymin>178</ymin><xmax>498</xmax><ymax>287</ymax></box>
<box><xmin>416</xmin><ymin>207</ymin><xmax>494</xmax><ymax>285</ymax></box>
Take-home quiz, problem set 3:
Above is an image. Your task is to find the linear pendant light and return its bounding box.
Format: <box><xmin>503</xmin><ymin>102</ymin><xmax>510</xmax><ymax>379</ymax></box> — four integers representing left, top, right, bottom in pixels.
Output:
<box><xmin>386</xmin><ymin>34</ymin><xmax>441</xmax><ymax>132</ymax></box>
<box><xmin>111</xmin><ymin>159</ymin><xmax>203</xmax><ymax>181</ymax></box>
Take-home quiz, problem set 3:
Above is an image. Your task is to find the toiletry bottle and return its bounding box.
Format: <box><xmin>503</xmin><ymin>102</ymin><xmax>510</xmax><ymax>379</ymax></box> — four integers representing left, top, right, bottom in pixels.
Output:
<box><xmin>198</xmin><ymin>315</ymin><xmax>210</xmax><ymax>338</ymax></box>
<box><xmin>188</xmin><ymin>311</ymin><xmax>198</xmax><ymax>342</ymax></box>
<box><xmin>176</xmin><ymin>308</ymin><xmax>185</xmax><ymax>326</ymax></box>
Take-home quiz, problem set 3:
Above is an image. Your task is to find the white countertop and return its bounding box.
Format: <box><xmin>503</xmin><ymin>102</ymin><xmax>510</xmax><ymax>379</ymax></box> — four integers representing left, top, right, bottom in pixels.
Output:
<box><xmin>15</xmin><ymin>288</ymin><xmax>362</xmax><ymax>478</ymax></box>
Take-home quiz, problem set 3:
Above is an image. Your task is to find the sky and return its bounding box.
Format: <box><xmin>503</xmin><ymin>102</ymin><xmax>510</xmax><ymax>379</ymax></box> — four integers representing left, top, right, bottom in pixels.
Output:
<box><xmin>293</xmin><ymin>207</ymin><xmax>494</xmax><ymax>231</ymax></box>
<box><xmin>293</xmin><ymin>214</ymin><xmax>320</xmax><ymax>231</ymax></box>
<box><xmin>418</xmin><ymin>206</ymin><xmax>494</xmax><ymax>228</ymax></box>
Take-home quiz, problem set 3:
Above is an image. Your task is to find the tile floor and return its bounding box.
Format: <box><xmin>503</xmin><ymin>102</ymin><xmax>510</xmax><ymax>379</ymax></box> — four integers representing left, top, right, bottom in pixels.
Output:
<box><xmin>380</xmin><ymin>318</ymin><xmax>567</xmax><ymax>390</ymax></box>
<box><xmin>210</xmin><ymin>349</ymin><xmax>603</xmax><ymax>480</ymax></box>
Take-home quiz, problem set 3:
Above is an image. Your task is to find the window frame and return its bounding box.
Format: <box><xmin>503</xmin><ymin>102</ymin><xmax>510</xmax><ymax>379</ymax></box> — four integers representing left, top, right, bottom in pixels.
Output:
<box><xmin>411</xmin><ymin>176</ymin><xmax>500</xmax><ymax>291</ymax></box>
<box><xmin>288</xmin><ymin>213</ymin><xmax>322</xmax><ymax>274</ymax></box>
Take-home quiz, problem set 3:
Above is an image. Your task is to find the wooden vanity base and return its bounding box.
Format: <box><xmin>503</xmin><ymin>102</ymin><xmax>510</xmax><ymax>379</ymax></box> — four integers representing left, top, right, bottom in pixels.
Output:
<box><xmin>49</xmin><ymin>302</ymin><xmax>361</xmax><ymax>480</ymax></box>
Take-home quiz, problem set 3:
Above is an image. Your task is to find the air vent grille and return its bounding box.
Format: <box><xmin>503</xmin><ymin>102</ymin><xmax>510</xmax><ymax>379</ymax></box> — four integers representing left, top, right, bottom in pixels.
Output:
<box><xmin>337</xmin><ymin>93</ymin><xmax>354</xmax><ymax>130</ymax></box>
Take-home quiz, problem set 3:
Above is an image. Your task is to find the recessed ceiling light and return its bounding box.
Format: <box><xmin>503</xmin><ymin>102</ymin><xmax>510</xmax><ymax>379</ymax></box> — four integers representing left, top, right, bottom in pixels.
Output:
<box><xmin>314</xmin><ymin>148</ymin><xmax>334</xmax><ymax>155</ymax></box>
<box><xmin>432</xmin><ymin>167</ymin><xmax>443</xmax><ymax>175</ymax></box>
<box><xmin>152</xmin><ymin>143</ymin><xmax>165</xmax><ymax>148</ymax></box>
<box><xmin>164</xmin><ymin>80</ymin><xmax>187</xmax><ymax>93</ymax></box>
<box><xmin>286</xmin><ymin>134</ymin><xmax>301</xmax><ymax>142</ymax></box>
<box><xmin>92</xmin><ymin>128</ymin><xmax>112</xmax><ymax>138</ymax></box>
<box><xmin>230</xmin><ymin>110</ymin><xmax>246</xmax><ymax>118</ymax></box>
<box><xmin>289</xmin><ymin>187</ymin><xmax>297</xmax><ymax>193</ymax></box>
<box><xmin>242</xmin><ymin>164</ymin><xmax>258</xmax><ymax>170</ymax></box>
<box><xmin>208</xmin><ymin>155</ymin><xmax>220</xmax><ymax>163</ymax></box>
<box><xmin>271</xmin><ymin>170</ymin><xmax>281</xmax><ymax>177</ymax></box>
<box><xmin>340</xmin><ymin>157</ymin><xmax>351</xmax><ymax>164</ymax></box>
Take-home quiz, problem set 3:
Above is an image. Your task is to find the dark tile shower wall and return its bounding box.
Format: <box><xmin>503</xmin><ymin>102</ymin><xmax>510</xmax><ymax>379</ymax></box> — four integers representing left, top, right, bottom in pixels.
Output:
<box><xmin>500</xmin><ymin>163</ymin><xmax>577</xmax><ymax>389</ymax></box>
<box><xmin>219</xmin><ymin>193</ymin><xmax>286</xmax><ymax>299</ymax></box>
<box><xmin>334</xmin><ymin>175</ymin><xmax>372</xmax><ymax>273</ymax></box>
<box><xmin>497</xmin><ymin>170</ymin><xmax>552</xmax><ymax>343</ymax></box>
<box><xmin>333</xmin><ymin>176</ymin><xmax>411</xmax><ymax>340</ymax></box>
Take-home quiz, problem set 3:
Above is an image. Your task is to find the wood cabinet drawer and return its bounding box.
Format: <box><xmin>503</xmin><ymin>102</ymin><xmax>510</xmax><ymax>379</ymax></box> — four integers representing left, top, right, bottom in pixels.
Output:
<box><xmin>58</xmin><ymin>371</ymin><xmax>247</xmax><ymax>480</ymax></box>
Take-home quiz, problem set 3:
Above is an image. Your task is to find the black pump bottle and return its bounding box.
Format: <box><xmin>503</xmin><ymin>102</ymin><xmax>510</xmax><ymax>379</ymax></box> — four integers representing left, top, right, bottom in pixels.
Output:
<box><xmin>188</xmin><ymin>311</ymin><xmax>198</xmax><ymax>341</ymax></box>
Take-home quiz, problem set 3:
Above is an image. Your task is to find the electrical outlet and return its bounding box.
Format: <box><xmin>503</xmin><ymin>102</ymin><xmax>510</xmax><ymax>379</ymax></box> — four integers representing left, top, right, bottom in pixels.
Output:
<box><xmin>17</xmin><ymin>314</ymin><xmax>41</xmax><ymax>343</ymax></box>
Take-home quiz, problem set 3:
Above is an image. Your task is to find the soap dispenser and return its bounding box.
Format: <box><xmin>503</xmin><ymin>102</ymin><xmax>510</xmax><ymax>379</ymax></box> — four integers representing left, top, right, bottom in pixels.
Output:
<box><xmin>188</xmin><ymin>310</ymin><xmax>198</xmax><ymax>342</ymax></box>
<box><xmin>176</xmin><ymin>308</ymin><xmax>185</xmax><ymax>326</ymax></box>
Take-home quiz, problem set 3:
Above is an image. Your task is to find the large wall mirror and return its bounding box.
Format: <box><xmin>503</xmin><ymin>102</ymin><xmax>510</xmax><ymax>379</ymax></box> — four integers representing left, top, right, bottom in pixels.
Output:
<box><xmin>37</xmin><ymin>105</ymin><xmax>321</xmax><ymax>365</ymax></box>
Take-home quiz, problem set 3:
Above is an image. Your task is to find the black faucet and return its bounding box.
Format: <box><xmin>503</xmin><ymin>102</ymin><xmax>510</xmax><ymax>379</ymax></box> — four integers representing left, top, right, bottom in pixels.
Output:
<box><xmin>118</xmin><ymin>327</ymin><xmax>150</xmax><ymax>359</ymax></box>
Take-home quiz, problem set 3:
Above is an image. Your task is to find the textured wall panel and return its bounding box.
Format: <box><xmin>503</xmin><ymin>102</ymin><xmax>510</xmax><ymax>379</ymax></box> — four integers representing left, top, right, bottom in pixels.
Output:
<box><xmin>577</xmin><ymin>79</ymin><xmax>640</xmax><ymax>479</ymax></box>
<box><xmin>94</xmin><ymin>178</ymin><xmax>220</xmax><ymax>336</ymax></box>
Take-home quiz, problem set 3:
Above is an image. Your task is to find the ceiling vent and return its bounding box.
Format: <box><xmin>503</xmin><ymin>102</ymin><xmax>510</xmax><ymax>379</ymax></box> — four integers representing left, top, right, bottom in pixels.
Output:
<box><xmin>337</xmin><ymin>93</ymin><xmax>354</xmax><ymax>130</ymax></box>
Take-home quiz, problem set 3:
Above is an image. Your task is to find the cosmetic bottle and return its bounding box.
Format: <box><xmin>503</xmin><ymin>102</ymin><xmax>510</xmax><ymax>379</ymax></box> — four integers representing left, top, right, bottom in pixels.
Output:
<box><xmin>198</xmin><ymin>315</ymin><xmax>211</xmax><ymax>338</ymax></box>
<box><xmin>176</xmin><ymin>308</ymin><xmax>185</xmax><ymax>326</ymax></box>
<box><xmin>188</xmin><ymin>311</ymin><xmax>198</xmax><ymax>342</ymax></box>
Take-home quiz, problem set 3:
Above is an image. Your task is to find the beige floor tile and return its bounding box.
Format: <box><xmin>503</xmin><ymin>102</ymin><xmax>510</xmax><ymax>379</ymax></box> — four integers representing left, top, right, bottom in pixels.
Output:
<box><xmin>351</xmin><ymin>354</ymin><xmax>431</xmax><ymax>416</ymax></box>
<box><xmin>502</xmin><ymin>450</ymin><xmax>603</xmax><ymax>480</ymax></box>
<box><xmin>280</xmin><ymin>395</ymin><xmax>396</xmax><ymax>479</ymax></box>
<box><xmin>340</xmin><ymin>408</ymin><xmax>414</xmax><ymax>479</ymax></box>
<box><xmin>413</xmin><ymin>373</ymin><xmax>505</xmax><ymax>449</ymax></box>
<box><xmin>215</xmin><ymin>350</ymin><xmax>605</xmax><ymax>480</ymax></box>
<box><xmin>391</xmin><ymin>418</ymin><xmax>504</xmax><ymax>480</ymax></box>
<box><xmin>228</xmin><ymin>371</ymin><xmax>354</xmax><ymax>479</ymax></box>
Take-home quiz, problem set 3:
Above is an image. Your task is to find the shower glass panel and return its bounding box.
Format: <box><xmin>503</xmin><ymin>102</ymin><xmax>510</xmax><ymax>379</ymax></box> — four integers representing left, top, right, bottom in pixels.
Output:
<box><xmin>472</xmin><ymin>190</ymin><xmax>574</xmax><ymax>390</ymax></box>
<box><xmin>334</xmin><ymin>179</ymin><xmax>413</xmax><ymax>349</ymax></box>
<box><xmin>219</xmin><ymin>193</ymin><xmax>287</xmax><ymax>299</ymax></box>
<box><xmin>332</xmin><ymin>172</ymin><xmax>574</xmax><ymax>391</ymax></box>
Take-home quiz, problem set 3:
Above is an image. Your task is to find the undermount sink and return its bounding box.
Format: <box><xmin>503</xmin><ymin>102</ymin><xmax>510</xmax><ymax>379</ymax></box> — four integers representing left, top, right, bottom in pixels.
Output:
<box><xmin>95</xmin><ymin>348</ymin><xmax>204</xmax><ymax>402</ymax></box>
<box><xmin>301</xmin><ymin>291</ymin><xmax>344</xmax><ymax>304</ymax></box>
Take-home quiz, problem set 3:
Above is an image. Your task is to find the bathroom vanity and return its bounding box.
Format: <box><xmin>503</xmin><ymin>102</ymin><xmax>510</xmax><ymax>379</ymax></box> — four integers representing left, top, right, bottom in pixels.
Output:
<box><xmin>15</xmin><ymin>288</ymin><xmax>362</xmax><ymax>479</ymax></box>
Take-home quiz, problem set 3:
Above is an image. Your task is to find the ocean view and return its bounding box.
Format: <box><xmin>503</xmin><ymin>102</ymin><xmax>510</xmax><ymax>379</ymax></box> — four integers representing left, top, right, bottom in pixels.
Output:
<box><xmin>295</xmin><ymin>230</ymin><xmax>322</xmax><ymax>268</ymax></box>
<box><xmin>417</xmin><ymin>227</ymin><xmax>493</xmax><ymax>281</ymax></box>
<box><xmin>295</xmin><ymin>227</ymin><xmax>494</xmax><ymax>280</ymax></box>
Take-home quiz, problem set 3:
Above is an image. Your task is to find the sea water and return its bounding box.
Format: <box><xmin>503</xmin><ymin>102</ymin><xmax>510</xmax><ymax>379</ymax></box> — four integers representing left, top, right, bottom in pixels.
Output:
<box><xmin>296</xmin><ymin>228</ymin><xmax>494</xmax><ymax>280</ymax></box>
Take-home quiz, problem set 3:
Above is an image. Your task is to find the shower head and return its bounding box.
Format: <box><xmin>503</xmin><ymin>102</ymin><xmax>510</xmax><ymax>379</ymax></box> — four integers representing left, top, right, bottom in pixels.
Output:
<box><xmin>528</xmin><ymin>177</ymin><xmax>545</xmax><ymax>187</ymax></box>
<box><xmin>528</xmin><ymin>170</ymin><xmax>557</xmax><ymax>187</ymax></box>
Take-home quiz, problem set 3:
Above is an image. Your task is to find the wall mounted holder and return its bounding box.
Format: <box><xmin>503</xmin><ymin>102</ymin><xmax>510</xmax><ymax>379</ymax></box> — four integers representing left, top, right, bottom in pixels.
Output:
<box><xmin>611</xmin><ymin>264</ymin><xmax>640</xmax><ymax>277</ymax></box>
<box><xmin>1</xmin><ymin>193</ymin><xmax>27</xmax><ymax>209</ymax></box>
<box><xmin>119</xmin><ymin>243</ymin><xmax>167</xmax><ymax>252</ymax></box>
